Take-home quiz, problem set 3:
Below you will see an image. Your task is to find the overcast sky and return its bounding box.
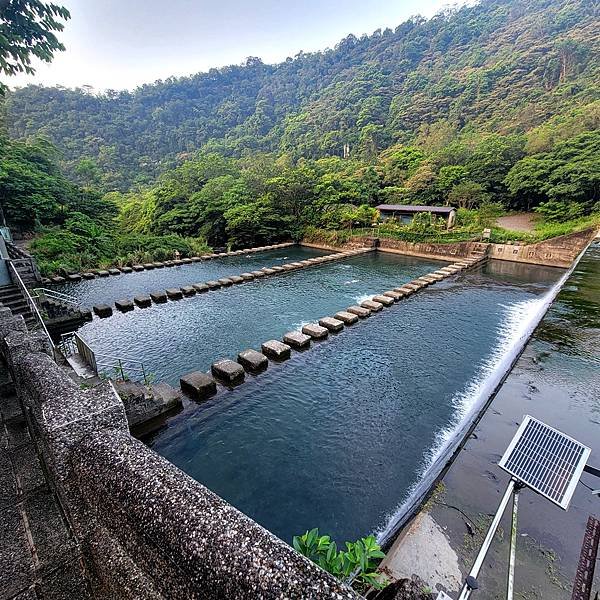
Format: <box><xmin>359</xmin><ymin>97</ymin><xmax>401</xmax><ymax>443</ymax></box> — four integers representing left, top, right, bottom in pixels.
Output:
<box><xmin>9</xmin><ymin>0</ymin><xmax>461</xmax><ymax>91</ymax></box>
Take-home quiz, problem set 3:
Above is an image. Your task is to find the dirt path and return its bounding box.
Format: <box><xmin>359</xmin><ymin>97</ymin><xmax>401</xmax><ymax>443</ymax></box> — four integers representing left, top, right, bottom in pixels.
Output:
<box><xmin>496</xmin><ymin>213</ymin><xmax>536</xmax><ymax>232</ymax></box>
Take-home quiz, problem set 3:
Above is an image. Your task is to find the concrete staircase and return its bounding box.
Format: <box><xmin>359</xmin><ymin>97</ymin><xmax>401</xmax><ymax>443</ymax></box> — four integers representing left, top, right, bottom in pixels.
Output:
<box><xmin>0</xmin><ymin>284</ymin><xmax>36</xmax><ymax>328</ymax></box>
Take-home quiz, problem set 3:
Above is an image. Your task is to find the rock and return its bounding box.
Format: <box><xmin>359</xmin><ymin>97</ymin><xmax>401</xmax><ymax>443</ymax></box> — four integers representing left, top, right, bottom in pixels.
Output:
<box><xmin>115</xmin><ymin>299</ymin><xmax>134</xmax><ymax>312</ymax></box>
<box><xmin>283</xmin><ymin>331</ymin><xmax>311</xmax><ymax>349</ymax></box>
<box><xmin>372</xmin><ymin>295</ymin><xmax>394</xmax><ymax>306</ymax></box>
<box><xmin>346</xmin><ymin>305</ymin><xmax>371</xmax><ymax>318</ymax></box>
<box><xmin>237</xmin><ymin>349</ymin><xmax>269</xmax><ymax>373</ymax></box>
<box><xmin>206</xmin><ymin>280</ymin><xmax>222</xmax><ymax>290</ymax></box>
<box><xmin>67</xmin><ymin>274</ymin><xmax>82</xmax><ymax>282</ymax></box>
<box><xmin>132</xmin><ymin>265</ymin><xmax>144</xmax><ymax>271</ymax></box>
<box><xmin>334</xmin><ymin>311</ymin><xmax>359</xmax><ymax>324</ymax></box>
<box><xmin>261</xmin><ymin>340</ymin><xmax>291</xmax><ymax>360</ymax></box>
<box><xmin>97</xmin><ymin>270</ymin><xmax>110</xmax><ymax>277</ymax></box>
<box><xmin>120</xmin><ymin>266</ymin><xmax>133</xmax><ymax>273</ymax></box>
<box><xmin>217</xmin><ymin>278</ymin><xmax>233</xmax><ymax>287</ymax></box>
<box><xmin>82</xmin><ymin>272</ymin><xmax>96</xmax><ymax>280</ymax></box>
<box><xmin>180</xmin><ymin>371</ymin><xmax>217</xmax><ymax>400</ymax></box>
<box><xmin>93</xmin><ymin>304</ymin><xmax>113</xmax><ymax>318</ymax></box>
<box><xmin>302</xmin><ymin>323</ymin><xmax>329</xmax><ymax>340</ymax></box>
<box><xmin>361</xmin><ymin>299</ymin><xmax>383</xmax><ymax>312</ymax></box>
<box><xmin>318</xmin><ymin>317</ymin><xmax>344</xmax><ymax>332</ymax></box>
<box><xmin>181</xmin><ymin>286</ymin><xmax>196</xmax><ymax>297</ymax></box>
<box><xmin>229</xmin><ymin>275</ymin><xmax>244</xmax><ymax>284</ymax></box>
<box><xmin>211</xmin><ymin>359</ymin><xmax>245</xmax><ymax>385</ymax></box>
<box><xmin>134</xmin><ymin>295</ymin><xmax>152</xmax><ymax>308</ymax></box>
<box><xmin>193</xmin><ymin>283</ymin><xmax>209</xmax><ymax>293</ymax></box>
<box><xmin>150</xmin><ymin>291</ymin><xmax>167</xmax><ymax>303</ymax></box>
<box><xmin>166</xmin><ymin>288</ymin><xmax>183</xmax><ymax>300</ymax></box>
<box><xmin>240</xmin><ymin>273</ymin><xmax>255</xmax><ymax>281</ymax></box>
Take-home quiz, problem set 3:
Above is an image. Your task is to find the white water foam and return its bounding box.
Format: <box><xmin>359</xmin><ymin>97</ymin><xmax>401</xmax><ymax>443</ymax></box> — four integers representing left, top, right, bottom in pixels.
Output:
<box><xmin>375</xmin><ymin>249</ymin><xmax>589</xmax><ymax>544</ymax></box>
<box><xmin>355</xmin><ymin>293</ymin><xmax>373</xmax><ymax>305</ymax></box>
<box><xmin>344</xmin><ymin>279</ymin><xmax>360</xmax><ymax>285</ymax></box>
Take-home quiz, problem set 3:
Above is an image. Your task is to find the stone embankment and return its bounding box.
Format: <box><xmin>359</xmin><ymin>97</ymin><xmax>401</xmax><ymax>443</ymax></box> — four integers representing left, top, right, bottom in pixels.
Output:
<box><xmin>87</xmin><ymin>248</ymin><xmax>373</xmax><ymax>319</ymax></box>
<box><xmin>44</xmin><ymin>242</ymin><xmax>295</xmax><ymax>285</ymax></box>
<box><xmin>179</xmin><ymin>254</ymin><xmax>487</xmax><ymax>400</ymax></box>
<box><xmin>0</xmin><ymin>308</ymin><xmax>359</xmax><ymax>599</ymax></box>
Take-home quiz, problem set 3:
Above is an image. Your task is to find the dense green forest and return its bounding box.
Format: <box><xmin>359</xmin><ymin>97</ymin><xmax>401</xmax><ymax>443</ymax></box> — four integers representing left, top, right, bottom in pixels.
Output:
<box><xmin>1</xmin><ymin>0</ymin><xmax>599</xmax><ymax>275</ymax></box>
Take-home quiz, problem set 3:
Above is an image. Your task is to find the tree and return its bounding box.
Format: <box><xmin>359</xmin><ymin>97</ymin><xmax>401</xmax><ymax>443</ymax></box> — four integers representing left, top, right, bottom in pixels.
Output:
<box><xmin>0</xmin><ymin>0</ymin><xmax>70</xmax><ymax>93</ymax></box>
<box><xmin>448</xmin><ymin>180</ymin><xmax>488</xmax><ymax>209</ymax></box>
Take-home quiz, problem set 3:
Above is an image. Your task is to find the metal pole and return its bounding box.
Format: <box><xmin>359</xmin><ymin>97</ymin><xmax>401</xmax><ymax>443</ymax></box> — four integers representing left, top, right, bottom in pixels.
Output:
<box><xmin>506</xmin><ymin>485</ymin><xmax>520</xmax><ymax>600</ymax></box>
<box><xmin>458</xmin><ymin>479</ymin><xmax>517</xmax><ymax>600</ymax></box>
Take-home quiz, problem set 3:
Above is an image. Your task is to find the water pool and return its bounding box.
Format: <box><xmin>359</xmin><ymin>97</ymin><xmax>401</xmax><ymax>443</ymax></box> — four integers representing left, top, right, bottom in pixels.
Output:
<box><xmin>145</xmin><ymin>260</ymin><xmax>564</xmax><ymax>545</ymax></box>
<box><xmin>78</xmin><ymin>252</ymin><xmax>443</xmax><ymax>382</ymax></box>
<box><xmin>52</xmin><ymin>246</ymin><xmax>329</xmax><ymax>307</ymax></box>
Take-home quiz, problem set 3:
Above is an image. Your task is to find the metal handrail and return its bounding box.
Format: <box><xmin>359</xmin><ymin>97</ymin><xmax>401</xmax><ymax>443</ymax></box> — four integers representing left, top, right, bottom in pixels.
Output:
<box><xmin>33</xmin><ymin>287</ymin><xmax>79</xmax><ymax>306</ymax></box>
<box><xmin>7</xmin><ymin>260</ymin><xmax>54</xmax><ymax>346</ymax></box>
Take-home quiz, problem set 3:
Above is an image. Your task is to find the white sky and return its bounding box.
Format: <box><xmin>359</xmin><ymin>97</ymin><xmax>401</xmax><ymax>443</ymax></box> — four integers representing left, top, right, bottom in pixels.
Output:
<box><xmin>8</xmin><ymin>0</ymin><xmax>463</xmax><ymax>91</ymax></box>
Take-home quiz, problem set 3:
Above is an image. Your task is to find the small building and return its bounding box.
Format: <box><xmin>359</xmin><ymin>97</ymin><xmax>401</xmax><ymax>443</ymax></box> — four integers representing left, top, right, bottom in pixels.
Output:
<box><xmin>376</xmin><ymin>204</ymin><xmax>457</xmax><ymax>228</ymax></box>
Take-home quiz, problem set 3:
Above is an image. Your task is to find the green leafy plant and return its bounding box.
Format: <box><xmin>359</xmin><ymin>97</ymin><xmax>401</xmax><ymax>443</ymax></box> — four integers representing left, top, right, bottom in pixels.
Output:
<box><xmin>293</xmin><ymin>528</ymin><xmax>387</xmax><ymax>591</ymax></box>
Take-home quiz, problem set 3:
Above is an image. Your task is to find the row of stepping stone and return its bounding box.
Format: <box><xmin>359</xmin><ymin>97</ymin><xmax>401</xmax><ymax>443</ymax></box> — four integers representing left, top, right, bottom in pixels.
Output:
<box><xmin>178</xmin><ymin>254</ymin><xmax>487</xmax><ymax>400</ymax></box>
<box><xmin>46</xmin><ymin>243</ymin><xmax>295</xmax><ymax>284</ymax></box>
<box><xmin>91</xmin><ymin>248</ymin><xmax>374</xmax><ymax>318</ymax></box>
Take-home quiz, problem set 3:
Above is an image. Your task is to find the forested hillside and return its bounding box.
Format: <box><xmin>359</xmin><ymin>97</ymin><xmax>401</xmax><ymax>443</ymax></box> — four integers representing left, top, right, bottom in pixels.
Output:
<box><xmin>4</xmin><ymin>0</ymin><xmax>598</xmax><ymax>190</ymax></box>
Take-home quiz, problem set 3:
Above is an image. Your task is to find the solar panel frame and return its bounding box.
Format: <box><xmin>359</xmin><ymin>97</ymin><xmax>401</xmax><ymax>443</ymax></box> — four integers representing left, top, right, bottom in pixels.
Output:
<box><xmin>499</xmin><ymin>415</ymin><xmax>591</xmax><ymax>510</ymax></box>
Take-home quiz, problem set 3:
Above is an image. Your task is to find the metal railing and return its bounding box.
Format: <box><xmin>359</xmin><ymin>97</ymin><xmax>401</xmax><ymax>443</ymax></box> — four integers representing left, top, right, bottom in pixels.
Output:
<box><xmin>60</xmin><ymin>331</ymin><xmax>149</xmax><ymax>384</ymax></box>
<box><xmin>7</xmin><ymin>261</ymin><xmax>54</xmax><ymax>345</ymax></box>
<box><xmin>33</xmin><ymin>287</ymin><xmax>79</xmax><ymax>307</ymax></box>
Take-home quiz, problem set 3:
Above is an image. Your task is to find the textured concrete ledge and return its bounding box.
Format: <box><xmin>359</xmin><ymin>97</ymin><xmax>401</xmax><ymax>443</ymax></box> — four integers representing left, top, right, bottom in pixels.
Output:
<box><xmin>0</xmin><ymin>310</ymin><xmax>357</xmax><ymax>599</ymax></box>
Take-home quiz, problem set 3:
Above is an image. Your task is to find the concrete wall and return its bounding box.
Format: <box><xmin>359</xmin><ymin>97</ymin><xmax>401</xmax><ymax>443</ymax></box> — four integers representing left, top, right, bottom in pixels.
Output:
<box><xmin>488</xmin><ymin>227</ymin><xmax>597</xmax><ymax>268</ymax></box>
<box><xmin>0</xmin><ymin>309</ymin><xmax>358</xmax><ymax>600</ymax></box>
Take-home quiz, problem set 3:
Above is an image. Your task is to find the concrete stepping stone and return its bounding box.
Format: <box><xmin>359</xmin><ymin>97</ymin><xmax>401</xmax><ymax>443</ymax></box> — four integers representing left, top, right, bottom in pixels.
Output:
<box><xmin>334</xmin><ymin>311</ymin><xmax>359</xmax><ymax>325</ymax></box>
<box><xmin>383</xmin><ymin>291</ymin><xmax>402</xmax><ymax>301</ymax></box>
<box><xmin>115</xmin><ymin>299</ymin><xmax>134</xmax><ymax>312</ymax></box>
<box><xmin>166</xmin><ymin>288</ymin><xmax>183</xmax><ymax>300</ymax></box>
<box><xmin>415</xmin><ymin>278</ymin><xmax>432</xmax><ymax>286</ymax></box>
<box><xmin>132</xmin><ymin>265</ymin><xmax>144</xmax><ymax>271</ymax></box>
<box><xmin>230</xmin><ymin>276</ymin><xmax>244</xmax><ymax>284</ymax></box>
<box><xmin>97</xmin><ymin>270</ymin><xmax>110</xmax><ymax>277</ymax></box>
<box><xmin>93</xmin><ymin>304</ymin><xmax>113</xmax><ymax>318</ymax></box>
<box><xmin>108</xmin><ymin>268</ymin><xmax>121</xmax><ymax>275</ymax></box>
<box><xmin>206</xmin><ymin>280</ymin><xmax>222</xmax><ymax>290</ymax></box>
<box><xmin>319</xmin><ymin>317</ymin><xmax>344</xmax><ymax>332</ymax></box>
<box><xmin>361</xmin><ymin>299</ymin><xmax>383</xmax><ymax>312</ymax></box>
<box><xmin>67</xmin><ymin>274</ymin><xmax>82</xmax><ymax>282</ymax></box>
<box><xmin>172</xmin><ymin>260</ymin><xmax>184</xmax><ymax>265</ymax></box>
<box><xmin>271</xmin><ymin>266</ymin><xmax>285</xmax><ymax>273</ymax></box>
<box><xmin>143</xmin><ymin>263</ymin><xmax>155</xmax><ymax>270</ymax></box>
<box><xmin>240</xmin><ymin>273</ymin><xmax>255</xmax><ymax>281</ymax></box>
<box><xmin>217</xmin><ymin>278</ymin><xmax>234</xmax><ymax>286</ymax></box>
<box><xmin>372</xmin><ymin>295</ymin><xmax>394</xmax><ymax>307</ymax></box>
<box><xmin>190</xmin><ymin>256</ymin><xmax>202</xmax><ymax>262</ymax></box>
<box><xmin>51</xmin><ymin>275</ymin><xmax>66</xmax><ymax>284</ymax></box>
<box><xmin>282</xmin><ymin>264</ymin><xmax>296</xmax><ymax>271</ymax></box>
<box><xmin>283</xmin><ymin>331</ymin><xmax>311</xmax><ymax>349</ymax></box>
<box><xmin>82</xmin><ymin>272</ymin><xmax>96</xmax><ymax>280</ymax></box>
<box><xmin>211</xmin><ymin>359</ymin><xmax>245</xmax><ymax>385</ymax></box>
<box><xmin>134</xmin><ymin>295</ymin><xmax>152</xmax><ymax>308</ymax></box>
<box><xmin>261</xmin><ymin>340</ymin><xmax>291</xmax><ymax>360</ymax></box>
<box><xmin>193</xmin><ymin>283</ymin><xmax>209</xmax><ymax>293</ymax></box>
<box><xmin>153</xmin><ymin>262</ymin><xmax>165</xmax><ymax>268</ymax></box>
<box><xmin>237</xmin><ymin>349</ymin><xmax>268</xmax><ymax>373</ymax></box>
<box><xmin>150</xmin><ymin>291</ymin><xmax>167</xmax><ymax>303</ymax></box>
<box><xmin>302</xmin><ymin>323</ymin><xmax>329</xmax><ymax>340</ymax></box>
<box><xmin>120</xmin><ymin>266</ymin><xmax>133</xmax><ymax>273</ymax></box>
<box><xmin>251</xmin><ymin>271</ymin><xmax>265</xmax><ymax>277</ymax></box>
<box><xmin>181</xmin><ymin>286</ymin><xmax>196</xmax><ymax>297</ymax></box>
<box><xmin>180</xmin><ymin>371</ymin><xmax>217</xmax><ymax>400</ymax></box>
<box><xmin>182</xmin><ymin>258</ymin><xmax>193</xmax><ymax>263</ymax></box>
<box><xmin>261</xmin><ymin>268</ymin><xmax>277</xmax><ymax>275</ymax></box>
<box><xmin>403</xmin><ymin>283</ymin><xmax>422</xmax><ymax>292</ymax></box>
<box><xmin>346</xmin><ymin>305</ymin><xmax>370</xmax><ymax>318</ymax></box>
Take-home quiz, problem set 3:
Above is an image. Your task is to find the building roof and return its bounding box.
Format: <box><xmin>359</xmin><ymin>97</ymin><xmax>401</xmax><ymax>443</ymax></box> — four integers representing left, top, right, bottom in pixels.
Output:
<box><xmin>375</xmin><ymin>204</ymin><xmax>455</xmax><ymax>214</ymax></box>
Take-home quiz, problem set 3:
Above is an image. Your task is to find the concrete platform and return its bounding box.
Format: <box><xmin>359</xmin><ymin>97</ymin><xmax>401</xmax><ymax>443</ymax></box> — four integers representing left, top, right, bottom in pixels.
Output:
<box><xmin>261</xmin><ymin>340</ymin><xmax>291</xmax><ymax>360</ymax></box>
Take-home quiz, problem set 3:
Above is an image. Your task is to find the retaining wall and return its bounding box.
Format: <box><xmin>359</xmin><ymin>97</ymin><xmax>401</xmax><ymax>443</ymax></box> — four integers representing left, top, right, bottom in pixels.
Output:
<box><xmin>488</xmin><ymin>227</ymin><xmax>597</xmax><ymax>268</ymax></box>
<box><xmin>0</xmin><ymin>308</ymin><xmax>358</xmax><ymax>599</ymax></box>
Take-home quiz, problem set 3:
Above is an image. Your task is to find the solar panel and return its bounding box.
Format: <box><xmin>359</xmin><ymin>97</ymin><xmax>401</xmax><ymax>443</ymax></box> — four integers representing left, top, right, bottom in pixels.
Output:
<box><xmin>499</xmin><ymin>415</ymin><xmax>591</xmax><ymax>510</ymax></box>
